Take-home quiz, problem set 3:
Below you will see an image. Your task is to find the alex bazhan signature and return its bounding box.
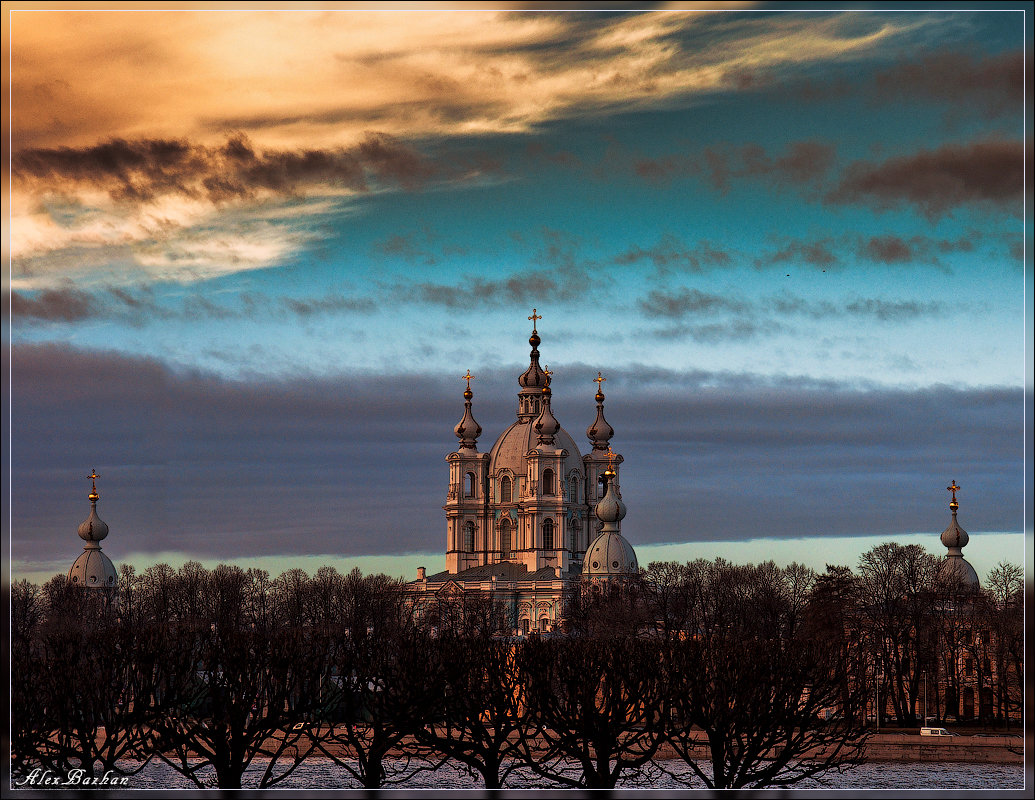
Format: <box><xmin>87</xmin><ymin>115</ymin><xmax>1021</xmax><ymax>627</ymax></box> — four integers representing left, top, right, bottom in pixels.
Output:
<box><xmin>16</xmin><ymin>768</ymin><xmax>130</xmax><ymax>787</ymax></box>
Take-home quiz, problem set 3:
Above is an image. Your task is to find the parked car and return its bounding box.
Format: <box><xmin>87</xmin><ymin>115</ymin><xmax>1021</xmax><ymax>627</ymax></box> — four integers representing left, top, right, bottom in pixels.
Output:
<box><xmin>920</xmin><ymin>727</ymin><xmax>956</xmax><ymax>737</ymax></box>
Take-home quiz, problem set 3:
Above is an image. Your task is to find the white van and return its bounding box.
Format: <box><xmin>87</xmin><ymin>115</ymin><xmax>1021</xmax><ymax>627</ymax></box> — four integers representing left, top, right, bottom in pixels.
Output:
<box><xmin>920</xmin><ymin>727</ymin><xmax>955</xmax><ymax>737</ymax></box>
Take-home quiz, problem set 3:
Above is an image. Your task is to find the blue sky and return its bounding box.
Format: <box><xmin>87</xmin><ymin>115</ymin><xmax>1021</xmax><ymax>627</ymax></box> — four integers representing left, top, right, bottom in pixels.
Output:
<box><xmin>5</xmin><ymin>4</ymin><xmax>1031</xmax><ymax>585</ymax></box>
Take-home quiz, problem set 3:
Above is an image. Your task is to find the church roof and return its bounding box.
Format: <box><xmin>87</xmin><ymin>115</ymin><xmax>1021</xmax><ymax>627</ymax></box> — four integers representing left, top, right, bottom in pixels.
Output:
<box><xmin>425</xmin><ymin>561</ymin><xmax>563</xmax><ymax>583</ymax></box>
<box><xmin>69</xmin><ymin>470</ymin><xmax>117</xmax><ymax>589</ymax></box>
<box><xmin>488</xmin><ymin>418</ymin><xmax>582</xmax><ymax>475</ymax></box>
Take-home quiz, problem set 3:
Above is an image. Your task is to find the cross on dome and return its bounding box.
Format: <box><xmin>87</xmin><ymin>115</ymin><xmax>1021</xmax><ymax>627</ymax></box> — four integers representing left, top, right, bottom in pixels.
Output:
<box><xmin>462</xmin><ymin>370</ymin><xmax>474</xmax><ymax>390</ymax></box>
<box><xmin>528</xmin><ymin>308</ymin><xmax>542</xmax><ymax>332</ymax></box>
<box><xmin>947</xmin><ymin>480</ymin><xmax>960</xmax><ymax>510</ymax></box>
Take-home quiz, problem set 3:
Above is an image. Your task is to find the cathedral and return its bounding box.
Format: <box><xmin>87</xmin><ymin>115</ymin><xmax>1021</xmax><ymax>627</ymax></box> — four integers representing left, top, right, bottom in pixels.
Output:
<box><xmin>408</xmin><ymin>311</ymin><xmax>639</xmax><ymax>634</ymax></box>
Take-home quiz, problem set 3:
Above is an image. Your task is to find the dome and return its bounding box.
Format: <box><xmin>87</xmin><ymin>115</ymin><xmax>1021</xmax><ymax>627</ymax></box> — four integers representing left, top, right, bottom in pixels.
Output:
<box><xmin>583</xmin><ymin>531</ymin><xmax>638</xmax><ymax>577</ymax></box>
<box><xmin>938</xmin><ymin>555</ymin><xmax>979</xmax><ymax>590</ymax></box>
<box><xmin>77</xmin><ymin>504</ymin><xmax>109</xmax><ymax>542</ymax></box>
<box><xmin>68</xmin><ymin>546</ymin><xmax>117</xmax><ymax>588</ymax></box>
<box><xmin>940</xmin><ymin>516</ymin><xmax>969</xmax><ymax>550</ymax></box>
<box><xmin>488</xmin><ymin>419</ymin><xmax>583</xmax><ymax>478</ymax></box>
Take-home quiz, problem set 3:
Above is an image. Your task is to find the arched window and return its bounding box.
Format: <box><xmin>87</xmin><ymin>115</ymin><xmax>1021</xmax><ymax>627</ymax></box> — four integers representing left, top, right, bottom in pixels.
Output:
<box><xmin>597</xmin><ymin>473</ymin><xmax>607</xmax><ymax>498</ymax></box>
<box><xmin>569</xmin><ymin>476</ymin><xmax>578</xmax><ymax>502</ymax></box>
<box><xmin>500</xmin><ymin>518</ymin><xmax>512</xmax><ymax>559</ymax></box>
<box><xmin>542</xmin><ymin>469</ymin><xmax>555</xmax><ymax>495</ymax></box>
<box><xmin>465</xmin><ymin>472</ymin><xmax>476</xmax><ymax>497</ymax></box>
<box><xmin>500</xmin><ymin>475</ymin><xmax>512</xmax><ymax>503</ymax></box>
<box><xmin>539</xmin><ymin>616</ymin><xmax>549</xmax><ymax>631</ymax></box>
<box><xmin>569</xmin><ymin>520</ymin><xmax>580</xmax><ymax>552</ymax></box>
<box><xmin>463</xmin><ymin>522</ymin><xmax>475</xmax><ymax>553</ymax></box>
<box><xmin>542</xmin><ymin>518</ymin><xmax>554</xmax><ymax>550</ymax></box>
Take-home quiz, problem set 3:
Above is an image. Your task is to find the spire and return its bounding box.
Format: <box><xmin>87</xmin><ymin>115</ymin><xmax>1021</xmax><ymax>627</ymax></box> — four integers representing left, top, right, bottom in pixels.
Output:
<box><xmin>940</xmin><ymin>479</ymin><xmax>969</xmax><ymax>551</ymax></box>
<box><xmin>517</xmin><ymin>308</ymin><xmax>549</xmax><ymax>419</ymax></box>
<box><xmin>586</xmin><ymin>372</ymin><xmax>615</xmax><ymax>451</ymax></box>
<box><xmin>77</xmin><ymin>469</ymin><xmax>109</xmax><ymax>545</ymax></box>
<box><xmin>534</xmin><ymin>366</ymin><xmax>560</xmax><ymax>445</ymax></box>
<box><xmin>69</xmin><ymin>469</ymin><xmax>117</xmax><ymax>589</ymax></box>
<box><xmin>454</xmin><ymin>370</ymin><xmax>482</xmax><ymax>450</ymax></box>
<box><xmin>937</xmin><ymin>479</ymin><xmax>978</xmax><ymax>589</ymax></box>
<box><xmin>595</xmin><ymin>447</ymin><xmax>626</xmax><ymax>527</ymax></box>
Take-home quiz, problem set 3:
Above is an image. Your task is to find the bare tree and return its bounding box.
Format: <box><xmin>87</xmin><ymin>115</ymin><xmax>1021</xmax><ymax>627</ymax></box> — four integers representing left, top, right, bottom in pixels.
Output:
<box><xmin>516</xmin><ymin>634</ymin><xmax>667</xmax><ymax>789</ymax></box>
<box><xmin>660</xmin><ymin>559</ymin><xmax>868</xmax><ymax>790</ymax></box>
<box><xmin>415</xmin><ymin>634</ymin><xmax>530</xmax><ymax>789</ymax></box>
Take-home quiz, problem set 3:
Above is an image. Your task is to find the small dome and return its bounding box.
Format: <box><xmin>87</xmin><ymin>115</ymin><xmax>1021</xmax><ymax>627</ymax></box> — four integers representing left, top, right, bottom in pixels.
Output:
<box><xmin>489</xmin><ymin>420</ymin><xmax>583</xmax><ymax>478</ymax></box>
<box><xmin>454</xmin><ymin>377</ymin><xmax>482</xmax><ymax>450</ymax></box>
<box><xmin>534</xmin><ymin>385</ymin><xmax>561</xmax><ymax>444</ymax></box>
<box><xmin>77</xmin><ymin>505</ymin><xmax>109</xmax><ymax>542</ymax></box>
<box><xmin>584</xmin><ymin>532</ymin><xmax>638</xmax><ymax>577</ymax></box>
<box><xmin>940</xmin><ymin>516</ymin><xmax>969</xmax><ymax>550</ymax></box>
<box><xmin>68</xmin><ymin>547</ymin><xmax>117</xmax><ymax>588</ymax></box>
<box><xmin>595</xmin><ymin>480</ymin><xmax>626</xmax><ymax>524</ymax></box>
<box><xmin>939</xmin><ymin>556</ymin><xmax>979</xmax><ymax>590</ymax></box>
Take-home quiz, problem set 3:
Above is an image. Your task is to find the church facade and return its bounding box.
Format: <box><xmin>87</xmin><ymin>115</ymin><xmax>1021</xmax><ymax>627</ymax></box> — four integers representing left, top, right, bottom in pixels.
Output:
<box><xmin>408</xmin><ymin>312</ymin><xmax>638</xmax><ymax>634</ymax></box>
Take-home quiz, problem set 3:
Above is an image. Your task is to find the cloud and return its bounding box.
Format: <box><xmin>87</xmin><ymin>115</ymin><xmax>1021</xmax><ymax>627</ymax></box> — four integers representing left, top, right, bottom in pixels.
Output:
<box><xmin>829</xmin><ymin>139</ymin><xmax>1026</xmax><ymax>217</ymax></box>
<box><xmin>755</xmin><ymin>237</ymin><xmax>839</xmax><ymax>269</ymax></box>
<box><xmin>11</xmin><ymin>9</ymin><xmax>922</xmax><ymax>152</ymax></box>
<box><xmin>613</xmin><ymin>234</ymin><xmax>733</xmax><ymax>274</ymax></box>
<box><xmin>8</xmin><ymin>342</ymin><xmax>1022</xmax><ymax>572</ymax></box>
<box><xmin>10</xmin><ymin>288</ymin><xmax>95</xmax><ymax>322</ymax></box>
<box><xmin>632</xmin><ymin>140</ymin><xmax>836</xmax><ymax>191</ymax></box>
<box><xmin>12</xmin><ymin>132</ymin><xmax>436</xmax><ymax>204</ymax></box>
<box><xmin>872</xmin><ymin>50</ymin><xmax>1026</xmax><ymax>119</ymax></box>
<box><xmin>8</xmin><ymin>286</ymin><xmax>377</xmax><ymax>324</ymax></box>
<box><xmin>638</xmin><ymin>288</ymin><xmax>749</xmax><ymax>318</ymax></box>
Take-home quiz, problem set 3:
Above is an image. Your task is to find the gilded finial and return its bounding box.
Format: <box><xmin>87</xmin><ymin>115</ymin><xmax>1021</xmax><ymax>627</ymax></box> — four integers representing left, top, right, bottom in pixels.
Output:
<box><xmin>947</xmin><ymin>480</ymin><xmax>960</xmax><ymax>511</ymax></box>
<box><xmin>594</xmin><ymin>372</ymin><xmax>606</xmax><ymax>401</ymax></box>
<box><xmin>528</xmin><ymin>308</ymin><xmax>542</xmax><ymax>333</ymax></box>
<box><xmin>462</xmin><ymin>370</ymin><xmax>474</xmax><ymax>390</ymax></box>
<box><xmin>544</xmin><ymin>365</ymin><xmax>552</xmax><ymax>382</ymax></box>
<box><xmin>87</xmin><ymin>469</ymin><xmax>99</xmax><ymax>501</ymax></box>
<box><xmin>605</xmin><ymin>446</ymin><xmax>617</xmax><ymax>475</ymax></box>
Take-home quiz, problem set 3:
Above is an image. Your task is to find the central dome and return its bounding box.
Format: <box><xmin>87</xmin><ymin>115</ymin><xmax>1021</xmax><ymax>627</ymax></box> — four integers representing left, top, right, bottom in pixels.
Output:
<box><xmin>488</xmin><ymin>419</ymin><xmax>583</xmax><ymax>477</ymax></box>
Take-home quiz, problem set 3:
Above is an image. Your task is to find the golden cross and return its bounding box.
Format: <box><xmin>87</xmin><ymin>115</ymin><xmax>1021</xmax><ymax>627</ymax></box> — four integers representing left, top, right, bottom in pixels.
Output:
<box><xmin>594</xmin><ymin>372</ymin><xmax>606</xmax><ymax>390</ymax></box>
<box><xmin>462</xmin><ymin>370</ymin><xmax>474</xmax><ymax>390</ymax></box>
<box><xmin>544</xmin><ymin>365</ymin><xmax>552</xmax><ymax>381</ymax></box>
<box><xmin>606</xmin><ymin>446</ymin><xmax>617</xmax><ymax>472</ymax></box>
<box><xmin>528</xmin><ymin>308</ymin><xmax>542</xmax><ymax>332</ymax></box>
<box><xmin>947</xmin><ymin>480</ymin><xmax>960</xmax><ymax>503</ymax></box>
<box><xmin>87</xmin><ymin>469</ymin><xmax>99</xmax><ymax>491</ymax></box>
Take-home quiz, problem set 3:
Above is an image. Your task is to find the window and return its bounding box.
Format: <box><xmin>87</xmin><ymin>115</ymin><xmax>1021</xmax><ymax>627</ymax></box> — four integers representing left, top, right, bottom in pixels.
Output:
<box><xmin>542</xmin><ymin>469</ymin><xmax>555</xmax><ymax>495</ymax></box>
<box><xmin>463</xmin><ymin>522</ymin><xmax>475</xmax><ymax>553</ymax></box>
<box><xmin>465</xmin><ymin>472</ymin><xmax>476</xmax><ymax>497</ymax></box>
<box><xmin>500</xmin><ymin>475</ymin><xmax>512</xmax><ymax>503</ymax></box>
<box><xmin>542</xmin><ymin>518</ymin><xmax>554</xmax><ymax>550</ymax></box>
<box><xmin>569</xmin><ymin>520</ymin><xmax>580</xmax><ymax>552</ymax></box>
<box><xmin>597</xmin><ymin>473</ymin><xmax>607</xmax><ymax>498</ymax></box>
<box><xmin>500</xmin><ymin>518</ymin><xmax>512</xmax><ymax>558</ymax></box>
<box><xmin>569</xmin><ymin>477</ymin><xmax>578</xmax><ymax>502</ymax></box>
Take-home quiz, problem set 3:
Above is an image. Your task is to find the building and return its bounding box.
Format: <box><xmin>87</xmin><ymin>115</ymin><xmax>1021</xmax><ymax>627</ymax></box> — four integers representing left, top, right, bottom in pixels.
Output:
<box><xmin>67</xmin><ymin>469</ymin><xmax>118</xmax><ymax>589</ymax></box>
<box><xmin>408</xmin><ymin>312</ymin><xmax>639</xmax><ymax>634</ymax></box>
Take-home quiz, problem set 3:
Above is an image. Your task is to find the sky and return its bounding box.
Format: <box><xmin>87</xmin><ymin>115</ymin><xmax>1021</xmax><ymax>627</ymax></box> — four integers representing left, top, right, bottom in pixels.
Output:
<box><xmin>4</xmin><ymin>2</ymin><xmax>1031</xmax><ymax>587</ymax></box>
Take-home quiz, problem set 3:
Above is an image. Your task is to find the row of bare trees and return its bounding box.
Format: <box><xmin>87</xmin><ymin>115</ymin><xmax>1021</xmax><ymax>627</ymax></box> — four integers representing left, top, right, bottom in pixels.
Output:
<box><xmin>11</xmin><ymin>548</ymin><xmax>1022</xmax><ymax>789</ymax></box>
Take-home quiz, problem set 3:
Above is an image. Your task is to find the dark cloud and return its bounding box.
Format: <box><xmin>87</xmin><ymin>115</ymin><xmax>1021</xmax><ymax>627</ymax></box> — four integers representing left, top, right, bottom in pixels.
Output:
<box><xmin>755</xmin><ymin>238</ymin><xmax>839</xmax><ymax>269</ymax></box>
<box><xmin>8</xmin><ymin>343</ymin><xmax>1022</xmax><ymax>571</ymax></box>
<box><xmin>632</xmin><ymin>140</ymin><xmax>835</xmax><ymax>191</ymax></box>
<box><xmin>9</xmin><ymin>287</ymin><xmax>376</xmax><ymax>325</ymax></box>
<box><xmin>10</xmin><ymin>287</ymin><xmax>94</xmax><ymax>321</ymax></box>
<box><xmin>639</xmin><ymin>288</ymin><xmax>944</xmax><ymax>334</ymax></box>
<box><xmin>873</xmin><ymin>50</ymin><xmax>1026</xmax><ymax>119</ymax></box>
<box><xmin>613</xmin><ymin>234</ymin><xmax>733</xmax><ymax>274</ymax></box>
<box><xmin>638</xmin><ymin>288</ymin><xmax>749</xmax><ymax>319</ymax></box>
<box><xmin>829</xmin><ymin>139</ymin><xmax>1025</xmax><ymax>217</ymax></box>
<box><xmin>12</xmin><ymin>131</ymin><xmax>441</xmax><ymax>204</ymax></box>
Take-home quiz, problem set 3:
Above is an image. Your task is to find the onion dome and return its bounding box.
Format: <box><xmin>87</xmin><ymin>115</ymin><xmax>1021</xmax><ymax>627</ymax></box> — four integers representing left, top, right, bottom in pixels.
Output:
<box><xmin>583</xmin><ymin>458</ymin><xmax>638</xmax><ymax>580</ymax></box>
<box><xmin>586</xmin><ymin>372</ymin><xmax>614</xmax><ymax>451</ymax></box>
<box><xmin>454</xmin><ymin>370</ymin><xmax>482</xmax><ymax>450</ymax></box>
<box><xmin>534</xmin><ymin>369</ymin><xmax>561</xmax><ymax>445</ymax></box>
<box><xmin>938</xmin><ymin>481</ymin><xmax>979</xmax><ymax>589</ymax></box>
<box><xmin>519</xmin><ymin>308</ymin><xmax>548</xmax><ymax>391</ymax></box>
<box><xmin>77</xmin><ymin>469</ymin><xmax>109</xmax><ymax>542</ymax></box>
<box><xmin>68</xmin><ymin>470</ymin><xmax>117</xmax><ymax>589</ymax></box>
